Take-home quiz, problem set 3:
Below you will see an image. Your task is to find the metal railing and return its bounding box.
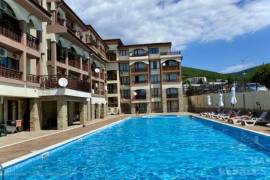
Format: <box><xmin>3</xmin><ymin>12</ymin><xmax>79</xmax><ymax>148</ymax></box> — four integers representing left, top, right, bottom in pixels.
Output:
<box><xmin>0</xmin><ymin>21</ymin><xmax>21</xmax><ymax>42</ymax></box>
<box><xmin>0</xmin><ymin>66</ymin><xmax>22</xmax><ymax>80</ymax></box>
<box><xmin>160</xmin><ymin>51</ymin><xmax>181</xmax><ymax>56</ymax></box>
<box><xmin>26</xmin><ymin>33</ymin><xmax>40</xmax><ymax>50</ymax></box>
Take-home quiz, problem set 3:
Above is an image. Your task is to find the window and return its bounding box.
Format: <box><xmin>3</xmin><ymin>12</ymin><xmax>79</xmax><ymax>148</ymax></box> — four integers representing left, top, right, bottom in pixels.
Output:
<box><xmin>150</xmin><ymin>61</ymin><xmax>160</xmax><ymax>70</ymax></box>
<box><xmin>133</xmin><ymin>75</ymin><xmax>147</xmax><ymax>84</ymax></box>
<box><xmin>107</xmin><ymin>70</ymin><xmax>117</xmax><ymax>80</ymax></box>
<box><xmin>132</xmin><ymin>49</ymin><xmax>147</xmax><ymax>57</ymax></box>
<box><xmin>149</xmin><ymin>48</ymin><xmax>159</xmax><ymax>54</ymax></box>
<box><xmin>152</xmin><ymin>102</ymin><xmax>162</xmax><ymax>113</ymax></box>
<box><xmin>121</xmin><ymin>90</ymin><xmax>130</xmax><ymax>99</ymax></box>
<box><xmin>119</xmin><ymin>63</ymin><xmax>129</xmax><ymax>72</ymax></box>
<box><xmin>151</xmin><ymin>88</ymin><xmax>161</xmax><ymax>97</ymax></box>
<box><xmin>133</xmin><ymin>62</ymin><xmax>147</xmax><ymax>72</ymax></box>
<box><xmin>119</xmin><ymin>50</ymin><xmax>128</xmax><ymax>56</ymax></box>
<box><xmin>164</xmin><ymin>73</ymin><xmax>179</xmax><ymax>82</ymax></box>
<box><xmin>166</xmin><ymin>88</ymin><xmax>178</xmax><ymax>98</ymax></box>
<box><xmin>120</xmin><ymin>77</ymin><xmax>130</xmax><ymax>85</ymax></box>
<box><xmin>151</xmin><ymin>75</ymin><xmax>160</xmax><ymax>84</ymax></box>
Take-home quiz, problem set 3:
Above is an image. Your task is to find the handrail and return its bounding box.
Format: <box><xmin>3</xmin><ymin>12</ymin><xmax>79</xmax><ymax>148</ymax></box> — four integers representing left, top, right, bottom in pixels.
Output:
<box><xmin>0</xmin><ymin>163</ymin><xmax>4</xmax><ymax>180</ymax></box>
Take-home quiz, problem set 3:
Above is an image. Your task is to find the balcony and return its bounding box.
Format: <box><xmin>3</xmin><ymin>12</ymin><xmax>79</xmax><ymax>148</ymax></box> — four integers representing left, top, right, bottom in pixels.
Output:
<box><xmin>166</xmin><ymin>94</ymin><xmax>179</xmax><ymax>99</ymax></box>
<box><xmin>133</xmin><ymin>95</ymin><xmax>147</xmax><ymax>100</ymax></box>
<box><xmin>132</xmin><ymin>80</ymin><xmax>148</xmax><ymax>85</ymax></box>
<box><xmin>40</xmin><ymin>75</ymin><xmax>90</xmax><ymax>92</ymax></box>
<box><xmin>162</xmin><ymin>65</ymin><xmax>180</xmax><ymax>71</ymax></box>
<box><xmin>131</xmin><ymin>67</ymin><xmax>148</xmax><ymax>74</ymax></box>
<box><xmin>68</xmin><ymin>59</ymin><xmax>80</xmax><ymax>69</ymax></box>
<box><xmin>0</xmin><ymin>66</ymin><xmax>22</xmax><ymax>80</ymax></box>
<box><xmin>0</xmin><ymin>21</ymin><xmax>21</xmax><ymax>42</ymax></box>
<box><xmin>82</xmin><ymin>62</ymin><xmax>89</xmax><ymax>71</ymax></box>
<box><xmin>160</xmin><ymin>51</ymin><xmax>181</xmax><ymax>56</ymax></box>
<box><xmin>27</xmin><ymin>74</ymin><xmax>40</xmax><ymax>84</ymax></box>
<box><xmin>26</xmin><ymin>33</ymin><xmax>40</xmax><ymax>50</ymax></box>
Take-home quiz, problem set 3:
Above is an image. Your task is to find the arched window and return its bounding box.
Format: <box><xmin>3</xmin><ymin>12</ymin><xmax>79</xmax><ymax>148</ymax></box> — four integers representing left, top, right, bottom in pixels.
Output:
<box><xmin>133</xmin><ymin>49</ymin><xmax>146</xmax><ymax>57</ymax></box>
<box><xmin>133</xmin><ymin>62</ymin><xmax>147</xmax><ymax>72</ymax></box>
<box><xmin>68</xmin><ymin>47</ymin><xmax>77</xmax><ymax>60</ymax></box>
<box><xmin>163</xmin><ymin>60</ymin><xmax>179</xmax><ymax>67</ymax></box>
<box><xmin>0</xmin><ymin>0</ymin><xmax>16</xmax><ymax>17</ymax></box>
<box><xmin>57</xmin><ymin>41</ymin><xmax>66</xmax><ymax>61</ymax></box>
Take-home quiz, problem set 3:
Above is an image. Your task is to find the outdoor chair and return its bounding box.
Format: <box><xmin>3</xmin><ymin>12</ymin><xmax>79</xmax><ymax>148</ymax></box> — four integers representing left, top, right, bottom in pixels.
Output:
<box><xmin>241</xmin><ymin>112</ymin><xmax>268</xmax><ymax>126</ymax></box>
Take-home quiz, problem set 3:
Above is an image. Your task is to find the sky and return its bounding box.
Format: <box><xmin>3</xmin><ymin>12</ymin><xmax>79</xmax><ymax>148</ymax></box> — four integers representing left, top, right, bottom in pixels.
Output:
<box><xmin>65</xmin><ymin>0</ymin><xmax>270</xmax><ymax>73</ymax></box>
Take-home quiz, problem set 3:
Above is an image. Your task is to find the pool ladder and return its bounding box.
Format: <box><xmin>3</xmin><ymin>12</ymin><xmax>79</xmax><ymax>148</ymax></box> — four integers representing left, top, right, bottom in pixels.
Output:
<box><xmin>0</xmin><ymin>163</ymin><xmax>4</xmax><ymax>180</ymax></box>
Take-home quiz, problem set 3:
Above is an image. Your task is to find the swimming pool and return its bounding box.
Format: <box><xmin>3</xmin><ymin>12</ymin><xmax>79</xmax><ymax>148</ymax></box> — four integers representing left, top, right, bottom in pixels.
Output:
<box><xmin>3</xmin><ymin>115</ymin><xmax>270</xmax><ymax>179</ymax></box>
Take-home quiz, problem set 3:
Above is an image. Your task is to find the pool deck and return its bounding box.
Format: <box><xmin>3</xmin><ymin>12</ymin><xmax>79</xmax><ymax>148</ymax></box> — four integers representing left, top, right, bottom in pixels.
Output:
<box><xmin>0</xmin><ymin>115</ymin><xmax>128</xmax><ymax>163</ymax></box>
<box><xmin>1</xmin><ymin>113</ymin><xmax>270</xmax><ymax>164</ymax></box>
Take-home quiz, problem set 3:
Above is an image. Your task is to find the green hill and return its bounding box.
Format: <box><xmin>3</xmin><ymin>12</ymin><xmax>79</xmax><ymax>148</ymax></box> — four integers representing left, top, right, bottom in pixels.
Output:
<box><xmin>182</xmin><ymin>64</ymin><xmax>269</xmax><ymax>82</ymax></box>
<box><xmin>182</xmin><ymin>66</ymin><xmax>227</xmax><ymax>81</ymax></box>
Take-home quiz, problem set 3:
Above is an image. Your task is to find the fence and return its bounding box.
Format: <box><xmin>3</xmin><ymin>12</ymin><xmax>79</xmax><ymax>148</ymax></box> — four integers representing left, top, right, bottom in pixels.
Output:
<box><xmin>184</xmin><ymin>91</ymin><xmax>270</xmax><ymax>113</ymax></box>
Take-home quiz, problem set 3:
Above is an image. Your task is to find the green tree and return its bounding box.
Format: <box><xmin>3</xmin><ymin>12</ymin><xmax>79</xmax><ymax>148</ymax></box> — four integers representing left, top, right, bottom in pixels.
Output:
<box><xmin>252</xmin><ymin>64</ymin><xmax>270</xmax><ymax>89</ymax></box>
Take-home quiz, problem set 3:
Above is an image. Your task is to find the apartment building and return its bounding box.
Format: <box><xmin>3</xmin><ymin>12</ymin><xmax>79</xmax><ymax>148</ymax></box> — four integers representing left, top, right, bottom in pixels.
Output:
<box><xmin>0</xmin><ymin>0</ymin><xmax>183</xmax><ymax>132</ymax></box>
<box><xmin>105</xmin><ymin>39</ymin><xmax>184</xmax><ymax>114</ymax></box>
<box><xmin>0</xmin><ymin>0</ymin><xmax>108</xmax><ymax>131</ymax></box>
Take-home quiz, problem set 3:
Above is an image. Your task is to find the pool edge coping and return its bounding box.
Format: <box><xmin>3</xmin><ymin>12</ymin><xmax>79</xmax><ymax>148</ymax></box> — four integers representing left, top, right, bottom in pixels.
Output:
<box><xmin>2</xmin><ymin>117</ymin><xmax>130</xmax><ymax>169</ymax></box>
<box><xmin>191</xmin><ymin>114</ymin><xmax>270</xmax><ymax>138</ymax></box>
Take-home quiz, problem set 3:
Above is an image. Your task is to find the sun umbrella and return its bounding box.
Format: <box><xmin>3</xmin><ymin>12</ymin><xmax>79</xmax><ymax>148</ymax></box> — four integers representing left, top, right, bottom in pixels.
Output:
<box><xmin>218</xmin><ymin>93</ymin><xmax>224</xmax><ymax>108</ymax></box>
<box><xmin>230</xmin><ymin>84</ymin><xmax>237</xmax><ymax>107</ymax></box>
<box><xmin>207</xmin><ymin>95</ymin><xmax>212</xmax><ymax>106</ymax></box>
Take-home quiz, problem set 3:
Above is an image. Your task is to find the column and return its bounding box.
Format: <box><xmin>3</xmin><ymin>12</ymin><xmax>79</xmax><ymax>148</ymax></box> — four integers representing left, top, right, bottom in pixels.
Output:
<box><xmin>87</xmin><ymin>99</ymin><xmax>91</xmax><ymax>121</ymax></box>
<box><xmin>3</xmin><ymin>99</ymin><xmax>8</xmax><ymax>125</ymax></box>
<box><xmin>18</xmin><ymin>99</ymin><xmax>24</xmax><ymax>120</ymax></box>
<box><xmin>98</xmin><ymin>104</ymin><xmax>101</xmax><ymax>119</ymax></box>
<box><xmin>91</xmin><ymin>104</ymin><xmax>95</xmax><ymax>120</ymax></box>
<box><xmin>30</xmin><ymin>99</ymin><xmax>41</xmax><ymax>131</ymax></box>
<box><xmin>51</xmin><ymin>41</ymin><xmax>57</xmax><ymax>75</ymax></box>
<box><xmin>0</xmin><ymin>98</ymin><xmax>3</xmax><ymax>124</ymax></box>
<box><xmin>12</xmin><ymin>101</ymin><xmax>17</xmax><ymax>120</ymax></box>
<box><xmin>179</xmin><ymin>87</ymin><xmax>184</xmax><ymax>112</ymax></box>
<box><xmin>57</xmin><ymin>97</ymin><xmax>68</xmax><ymax>130</ymax></box>
<box><xmin>162</xmin><ymin>89</ymin><xmax>167</xmax><ymax>113</ymax></box>
<box><xmin>80</xmin><ymin>101</ymin><xmax>87</xmax><ymax>125</ymax></box>
<box><xmin>20</xmin><ymin>52</ymin><xmax>27</xmax><ymax>81</ymax></box>
<box><xmin>131</xmin><ymin>104</ymin><xmax>136</xmax><ymax>114</ymax></box>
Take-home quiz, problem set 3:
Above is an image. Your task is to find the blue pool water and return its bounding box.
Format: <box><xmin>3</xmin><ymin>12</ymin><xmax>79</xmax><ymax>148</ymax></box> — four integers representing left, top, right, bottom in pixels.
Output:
<box><xmin>4</xmin><ymin>115</ymin><xmax>270</xmax><ymax>179</ymax></box>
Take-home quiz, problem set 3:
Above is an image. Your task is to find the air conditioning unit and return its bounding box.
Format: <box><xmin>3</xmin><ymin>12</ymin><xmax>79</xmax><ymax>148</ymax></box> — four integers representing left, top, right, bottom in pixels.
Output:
<box><xmin>0</xmin><ymin>47</ymin><xmax>7</xmax><ymax>58</ymax></box>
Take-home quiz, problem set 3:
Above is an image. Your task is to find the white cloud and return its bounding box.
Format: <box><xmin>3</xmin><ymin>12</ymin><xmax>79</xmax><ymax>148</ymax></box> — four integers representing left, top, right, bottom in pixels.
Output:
<box><xmin>220</xmin><ymin>62</ymin><xmax>256</xmax><ymax>73</ymax></box>
<box><xmin>65</xmin><ymin>0</ymin><xmax>270</xmax><ymax>49</ymax></box>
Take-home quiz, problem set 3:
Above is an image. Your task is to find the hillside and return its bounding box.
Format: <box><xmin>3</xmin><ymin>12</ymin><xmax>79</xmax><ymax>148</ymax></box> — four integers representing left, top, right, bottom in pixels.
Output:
<box><xmin>182</xmin><ymin>64</ymin><xmax>269</xmax><ymax>82</ymax></box>
<box><xmin>182</xmin><ymin>66</ymin><xmax>227</xmax><ymax>81</ymax></box>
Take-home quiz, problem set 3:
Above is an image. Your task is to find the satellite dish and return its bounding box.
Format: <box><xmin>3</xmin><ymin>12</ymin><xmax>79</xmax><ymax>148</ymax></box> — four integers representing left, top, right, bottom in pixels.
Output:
<box><xmin>162</xmin><ymin>63</ymin><xmax>166</xmax><ymax>67</ymax></box>
<box><xmin>133</xmin><ymin>92</ymin><xmax>138</xmax><ymax>96</ymax></box>
<box><xmin>94</xmin><ymin>68</ymin><xmax>100</xmax><ymax>73</ymax></box>
<box><xmin>58</xmin><ymin>78</ymin><xmax>68</xmax><ymax>87</ymax></box>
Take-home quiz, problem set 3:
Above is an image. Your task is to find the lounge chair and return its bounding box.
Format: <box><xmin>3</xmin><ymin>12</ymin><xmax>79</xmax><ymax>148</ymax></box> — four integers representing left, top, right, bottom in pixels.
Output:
<box><xmin>241</xmin><ymin>112</ymin><xmax>269</xmax><ymax>126</ymax></box>
<box><xmin>220</xmin><ymin>110</ymin><xmax>241</xmax><ymax>121</ymax></box>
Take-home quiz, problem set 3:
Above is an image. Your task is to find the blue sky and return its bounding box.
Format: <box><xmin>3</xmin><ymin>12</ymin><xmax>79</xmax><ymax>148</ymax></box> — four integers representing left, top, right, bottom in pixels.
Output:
<box><xmin>183</xmin><ymin>27</ymin><xmax>270</xmax><ymax>73</ymax></box>
<box><xmin>66</xmin><ymin>0</ymin><xmax>270</xmax><ymax>73</ymax></box>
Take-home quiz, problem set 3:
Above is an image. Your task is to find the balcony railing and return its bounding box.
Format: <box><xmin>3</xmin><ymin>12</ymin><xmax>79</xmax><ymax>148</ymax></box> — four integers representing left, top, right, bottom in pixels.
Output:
<box><xmin>163</xmin><ymin>78</ymin><xmax>180</xmax><ymax>83</ymax></box>
<box><xmin>40</xmin><ymin>75</ymin><xmax>90</xmax><ymax>92</ymax></box>
<box><xmin>162</xmin><ymin>66</ymin><xmax>180</xmax><ymax>71</ymax></box>
<box><xmin>166</xmin><ymin>94</ymin><xmax>179</xmax><ymax>99</ymax></box>
<box><xmin>132</xmin><ymin>80</ymin><xmax>148</xmax><ymax>85</ymax></box>
<box><xmin>27</xmin><ymin>74</ymin><xmax>40</xmax><ymax>84</ymax></box>
<box><xmin>69</xmin><ymin>59</ymin><xmax>80</xmax><ymax>69</ymax></box>
<box><xmin>0</xmin><ymin>66</ymin><xmax>22</xmax><ymax>80</ymax></box>
<box><xmin>82</xmin><ymin>62</ymin><xmax>88</xmax><ymax>71</ymax></box>
<box><xmin>131</xmin><ymin>67</ymin><xmax>148</xmax><ymax>73</ymax></box>
<box><xmin>133</xmin><ymin>95</ymin><xmax>147</xmax><ymax>100</ymax></box>
<box><xmin>130</xmin><ymin>52</ymin><xmax>148</xmax><ymax>57</ymax></box>
<box><xmin>26</xmin><ymin>33</ymin><xmax>40</xmax><ymax>50</ymax></box>
<box><xmin>100</xmin><ymin>70</ymin><xmax>105</xmax><ymax>80</ymax></box>
<box><xmin>160</xmin><ymin>51</ymin><xmax>181</xmax><ymax>56</ymax></box>
<box><xmin>0</xmin><ymin>22</ymin><xmax>21</xmax><ymax>42</ymax></box>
